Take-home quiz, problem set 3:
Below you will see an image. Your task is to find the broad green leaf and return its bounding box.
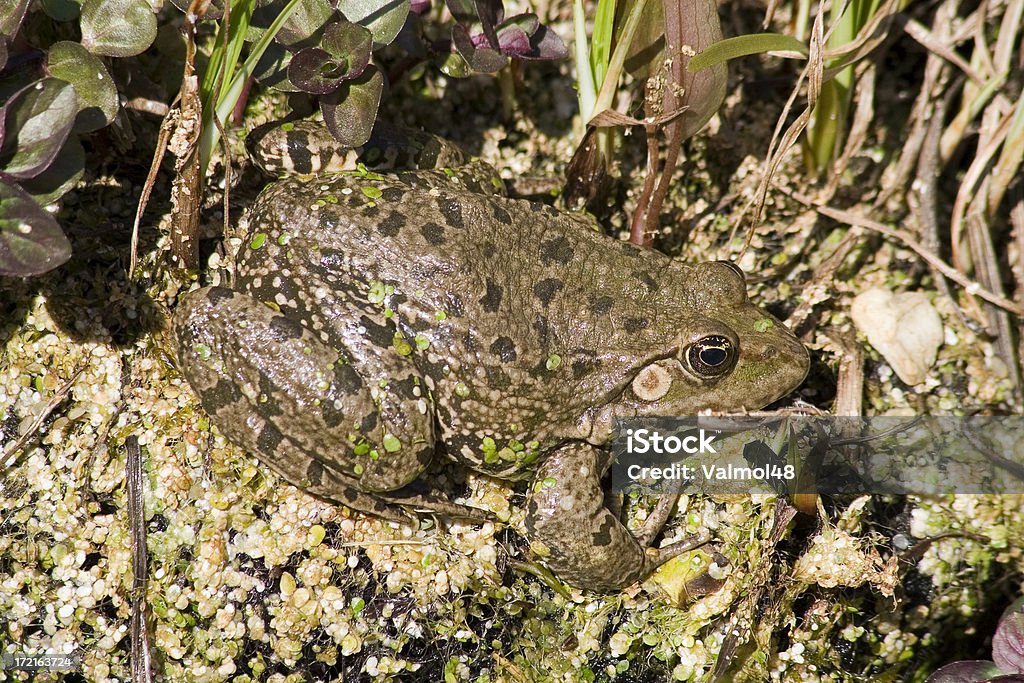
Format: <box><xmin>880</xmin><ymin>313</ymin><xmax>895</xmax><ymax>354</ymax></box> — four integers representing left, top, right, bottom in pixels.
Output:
<box><xmin>258</xmin><ymin>0</ymin><xmax>334</xmax><ymax>48</ymax></box>
<box><xmin>0</xmin><ymin>180</ymin><xmax>71</xmax><ymax>277</ymax></box>
<box><xmin>688</xmin><ymin>33</ymin><xmax>809</xmax><ymax>73</ymax></box>
<box><xmin>46</xmin><ymin>41</ymin><xmax>118</xmax><ymax>133</ymax></box>
<box><xmin>339</xmin><ymin>0</ymin><xmax>410</xmax><ymax>48</ymax></box>
<box><xmin>321</xmin><ymin>66</ymin><xmax>383</xmax><ymax>147</ymax></box>
<box><xmin>21</xmin><ymin>137</ymin><xmax>85</xmax><ymax>205</ymax></box>
<box><xmin>0</xmin><ymin>79</ymin><xmax>78</xmax><ymax>180</ymax></box>
<box><xmin>80</xmin><ymin>0</ymin><xmax>157</xmax><ymax>57</ymax></box>
<box><xmin>0</xmin><ymin>0</ymin><xmax>30</xmax><ymax>36</ymax></box>
<box><xmin>40</xmin><ymin>0</ymin><xmax>83</xmax><ymax>21</ymax></box>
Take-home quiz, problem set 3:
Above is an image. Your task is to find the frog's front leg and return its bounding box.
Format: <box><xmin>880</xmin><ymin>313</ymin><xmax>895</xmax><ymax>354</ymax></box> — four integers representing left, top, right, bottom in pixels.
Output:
<box><xmin>525</xmin><ymin>443</ymin><xmax>708</xmax><ymax>591</ymax></box>
<box><xmin>172</xmin><ymin>286</ymin><xmax>435</xmax><ymax>513</ymax></box>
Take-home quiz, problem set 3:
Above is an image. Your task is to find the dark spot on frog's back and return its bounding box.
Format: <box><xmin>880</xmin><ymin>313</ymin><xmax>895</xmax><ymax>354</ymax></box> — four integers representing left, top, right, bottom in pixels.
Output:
<box><xmin>533</xmin><ymin>278</ymin><xmax>564</xmax><ymax>306</ymax></box>
<box><xmin>635</xmin><ymin>270</ymin><xmax>659</xmax><ymax>292</ymax></box>
<box><xmin>256</xmin><ymin>422</ymin><xmax>285</xmax><ymax>453</ymax></box>
<box><xmin>462</xmin><ymin>332</ymin><xmax>479</xmax><ymax>352</ymax></box>
<box><xmin>540</xmin><ymin>236</ymin><xmax>574</xmax><ymax>265</ymax></box>
<box><xmin>421</xmin><ymin>222</ymin><xmax>446</xmax><ymax>245</ymax></box>
<box><xmin>491</xmin><ymin>203</ymin><xmax>513</xmax><ymax>225</ymax></box>
<box><xmin>306</xmin><ymin>459</ymin><xmax>324</xmax><ymax>486</ymax></box>
<box><xmin>480</xmin><ymin>281</ymin><xmax>503</xmax><ymax>312</ymax></box>
<box><xmin>592</xmin><ymin>514</ymin><xmax>614</xmax><ymax>547</ymax></box>
<box><xmin>359</xmin><ymin>315</ymin><xmax>393</xmax><ymax>347</ymax></box>
<box><xmin>202</xmin><ymin>378</ymin><xmax>243</xmax><ymax>414</ymax></box>
<box><xmin>490</xmin><ymin>336</ymin><xmax>517</xmax><ymax>362</ymax></box>
<box><xmin>206</xmin><ymin>286</ymin><xmax>235</xmax><ymax>305</ymax></box>
<box><xmin>269</xmin><ymin>315</ymin><xmax>304</xmax><ymax>340</ymax></box>
<box><xmin>437</xmin><ymin>196</ymin><xmax>464</xmax><ymax>228</ymax></box>
<box><xmin>589</xmin><ymin>295</ymin><xmax>614</xmax><ymax>315</ymax></box>
<box><xmin>379</xmin><ymin>211</ymin><xmax>405</xmax><ymax>237</ymax></box>
<box><xmin>572</xmin><ymin>354</ymin><xmax>601</xmax><ymax>379</ymax></box>
<box><xmin>381</xmin><ymin>187</ymin><xmax>405</xmax><ymax>203</ymax></box>
<box><xmin>624</xmin><ymin>317</ymin><xmax>650</xmax><ymax>334</ymax></box>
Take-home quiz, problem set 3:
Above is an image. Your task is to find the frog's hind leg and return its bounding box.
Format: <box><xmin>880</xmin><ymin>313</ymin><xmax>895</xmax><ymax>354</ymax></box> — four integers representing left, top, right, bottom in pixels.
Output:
<box><xmin>524</xmin><ymin>443</ymin><xmax>709</xmax><ymax>592</ymax></box>
<box><xmin>172</xmin><ymin>286</ymin><xmax>436</xmax><ymax>511</ymax></box>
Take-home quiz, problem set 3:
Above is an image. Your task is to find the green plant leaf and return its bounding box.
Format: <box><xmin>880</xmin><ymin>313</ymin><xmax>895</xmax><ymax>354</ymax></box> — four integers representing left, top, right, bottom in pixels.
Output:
<box><xmin>339</xmin><ymin>0</ymin><xmax>410</xmax><ymax>48</ymax></box>
<box><xmin>46</xmin><ymin>41</ymin><xmax>119</xmax><ymax>133</ymax></box>
<box><xmin>260</xmin><ymin>0</ymin><xmax>334</xmax><ymax>48</ymax></box>
<box><xmin>20</xmin><ymin>137</ymin><xmax>85</xmax><ymax>205</ymax></box>
<box><xmin>40</xmin><ymin>0</ymin><xmax>83</xmax><ymax>21</ymax></box>
<box><xmin>0</xmin><ymin>79</ymin><xmax>78</xmax><ymax>180</ymax></box>
<box><xmin>0</xmin><ymin>180</ymin><xmax>71</xmax><ymax>277</ymax></box>
<box><xmin>321</xmin><ymin>65</ymin><xmax>383</xmax><ymax>147</ymax></box>
<box><xmin>80</xmin><ymin>0</ymin><xmax>157</xmax><ymax>57</ymax></box>
<box><xmin>688</xmin><ymin>33</ymin><xmax>809</xmax><ymax>73</ymax></box>
<box><xmin>0</xmin><ymin>0</ymin><xmax>30</xmax><ymax>36</ymax></box>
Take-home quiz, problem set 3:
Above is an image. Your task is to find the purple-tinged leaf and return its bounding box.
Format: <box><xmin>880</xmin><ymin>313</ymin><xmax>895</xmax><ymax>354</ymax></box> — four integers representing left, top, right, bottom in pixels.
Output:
<box><xmin>21</xmin><ymin>137</ymin><xmax>85</xmax><ymax>205</ymax></box>
<box><xmin>452</xmin><ymin>24</ymin><xmax>507</xmax><ymax>73</ymax></box>
<box><xmin>80</xmin><ymin>0</ymin><xmax>157</xmax><ymax>57</ymax></box>
<box><xmin>0</xmin><ymin>0</ymin><xmax>30</xmax><ymax>37</ymax></box>
<box><xmin>46</xmin><ymin>41</ymin><xmax>119</xmax><ymax>133</ymax></box>
<box><xmin>269</xmin><ymin>0</ymin><xmax>334</xmax><ymax>48</ymax></box>
<box><xmin>288</xmin><ymin>21</ymin><xmax>372</xmax><ymax>94</ymax></box>
<box><xmin>494</xmin><ymin>24</ymin><xmax>531</xmax><ymax>56</ymax></box>
<box><xmin>444</xmin><ymin>0</ymin><xmax>476</xmax><ymax>22</ymax></box>
<box><xmin>322</xmin><ymin>20</ymin><xmax>373</xmax><ymax>67</ymax></box>
<box><xmin>994</xmin><ymin>606</ymin><xmax>1024</xmax><ymax>674</ymax></box>
<box><xmin>0</xmin><ymin>180</ymin><xmax>71</xmax><ymax>277</ymax></box>
<box><xmin>0</xmin><ymin>79</ymin><xmax>78</xmax><ymax>181</ymax></box>
<box><xmin>321</xmin><ymin>65</ymin><xmax>383</xmax><ymax>148</ymax></box>
<box><xmin>339</xmin><ymin>0</ymin><xmax>410</xmax><ymax>48</ymax></box>
<box><xmin>524</xmin><ymin>22</ymin><xmax>567</xmax><ymax>60</ymax></box>
<box><xmin>925</xmin><ymin>660</ymin><xmax>1003</xmax><ymax>683</ymax></box>
<box><xmin>989</xmin><ymin>676</ymin><xmax>1024</xmax><ymax>682</ymax></box>
<box><xmin>288</xmin><ymin>48</ymin><xmax>349</xmax><ymax>94</ymax></box>
<box><xmin>474</xmin><ymin>0</ymin><xmax>503</xmax><ymax>49</ymax></box>
<box><xmin>410</xmin><ymin>0</ymin><xmax>430</xmax><ymax>14</ymax></box>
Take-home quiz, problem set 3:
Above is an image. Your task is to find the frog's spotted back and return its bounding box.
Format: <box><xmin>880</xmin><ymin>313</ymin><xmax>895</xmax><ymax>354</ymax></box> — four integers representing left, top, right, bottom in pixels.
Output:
<box><xmin>173</xmin><ymin>121</ymin><xmax>809</xmax><ymax>591</ymax></box>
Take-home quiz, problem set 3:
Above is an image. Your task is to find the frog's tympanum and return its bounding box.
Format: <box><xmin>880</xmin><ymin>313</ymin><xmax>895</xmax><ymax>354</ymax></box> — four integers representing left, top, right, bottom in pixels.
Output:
<box><xmin>172</xmin><ymin>122</ymin><xmax>809</xmax><ymax>591</ymax></box>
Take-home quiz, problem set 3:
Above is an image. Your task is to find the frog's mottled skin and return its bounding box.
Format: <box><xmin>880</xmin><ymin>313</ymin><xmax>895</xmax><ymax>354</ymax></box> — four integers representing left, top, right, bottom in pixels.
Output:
<box><xmin>173</xmin><ymin>125</ymin><xmax>809</xmax><ymax>591</ymax></box>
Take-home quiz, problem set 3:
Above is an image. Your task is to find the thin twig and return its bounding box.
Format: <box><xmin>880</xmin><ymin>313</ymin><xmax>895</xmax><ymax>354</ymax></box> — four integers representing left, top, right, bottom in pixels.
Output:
<box><xmin>788</xmin><ymin>191</ymin><xmax>1024</xmax><ymax>316</ymax></box>
<box><xmin>127</xmin><ymin>436</ymin><xmax>153</xmax><ymax>683</ymax></box>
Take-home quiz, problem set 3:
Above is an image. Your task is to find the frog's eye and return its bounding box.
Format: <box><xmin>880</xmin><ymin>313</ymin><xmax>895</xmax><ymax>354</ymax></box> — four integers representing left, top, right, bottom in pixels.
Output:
<box><xmin>685</xmin><ymin>335</ymin><xmax>736</xmax><ymax>378</ymax></box>
<box><xmin>716</xmin><ymin>260</ymin><xmax>745</xmax><ymax>280</ymax></box>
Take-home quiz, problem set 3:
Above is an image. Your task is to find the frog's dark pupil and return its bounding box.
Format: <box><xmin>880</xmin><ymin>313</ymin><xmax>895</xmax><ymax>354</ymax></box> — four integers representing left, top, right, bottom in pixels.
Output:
<box><xmin>700</xmin><ymin>346</ymin><xmax>728</xmax><ymax>366</ymax></box>
<box><xmin>687</xmin><ymin>335</ymin><xmax>735</xmax><ymax>377</ymax></box>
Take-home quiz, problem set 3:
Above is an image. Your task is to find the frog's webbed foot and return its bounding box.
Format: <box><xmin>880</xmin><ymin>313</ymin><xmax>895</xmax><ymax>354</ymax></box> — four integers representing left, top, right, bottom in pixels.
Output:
<box><xmin>524</xmin><ymin>443</ymin><xmax>709</xmax><ymax>592</ymax></box>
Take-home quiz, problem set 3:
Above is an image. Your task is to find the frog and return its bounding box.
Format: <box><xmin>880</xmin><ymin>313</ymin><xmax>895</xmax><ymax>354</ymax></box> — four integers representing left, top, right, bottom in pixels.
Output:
<box><xmin>171</xmin><ymin>120</ymin><xmax>809</xmax><ymax>592</ymax></box>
